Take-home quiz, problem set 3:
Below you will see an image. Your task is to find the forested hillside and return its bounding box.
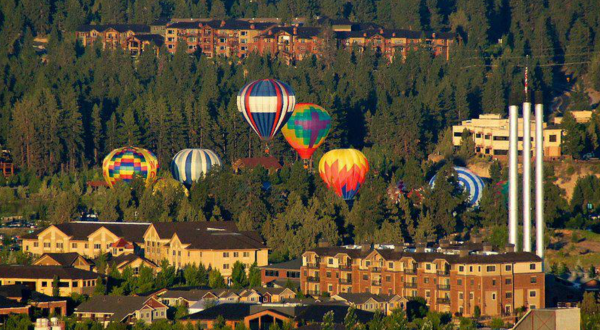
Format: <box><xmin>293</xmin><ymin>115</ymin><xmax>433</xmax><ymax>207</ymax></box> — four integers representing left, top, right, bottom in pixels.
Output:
<box><xmin>1</xmin><ymin>0</ymin><xmax>600</xmax><ymax>255</ymax></box>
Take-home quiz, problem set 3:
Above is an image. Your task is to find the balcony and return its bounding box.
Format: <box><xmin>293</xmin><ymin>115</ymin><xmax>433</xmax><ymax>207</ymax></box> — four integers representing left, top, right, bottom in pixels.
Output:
<box><xmin>307</xmin><ymin>276</ymin><xmax>320</xmax><ymax>283</ymax></box>
<box><xmin>306</xmin><ymin>290</ymin><xmax>321</xmax><ymax>296</ymax></box>
<box><xmin>339</xmin><ymin>265</ymin><xmax>352</xmax><ymax>272</ymax></box>
<box><xmin>437</xmin><ymin>284</ymin><xmax>451</xmax><ymax>291</ymax></box>
<box><xmin>438</xmin><ymin>298</ymin><xmax>451</xmax><ymax>305</ymax></box>
<box><xmin>437</xmin><ymin>270</ymin><xmax>450</xmax><ymax>276</ymax></box>
<box><xmin>371</xmin><ymin>267</ymin><xmax>382</xmax><ymax>272</ymax></box>
<box><xmin>404</xmin><ymin>282</ymin><xmax>417</xmax><ymax>288</ymax></box>
<box><xmin>405</xmin><ymin>269</ymin><xmax>417</xmax><ymax>275</ymax></box>
<box><xmin>339</xmin><ymin>278</ymin><xmax>352</xmax><ymax>285</ymax></box>
<box><xmin>306</xmin><ymin>263</ymin><xmax>319</xmax><ymax>269</ymax></box>
<box><xmin>372</xmin><ymin>280</ymin><xmax>382</xmax><ymax>286</ymax></box>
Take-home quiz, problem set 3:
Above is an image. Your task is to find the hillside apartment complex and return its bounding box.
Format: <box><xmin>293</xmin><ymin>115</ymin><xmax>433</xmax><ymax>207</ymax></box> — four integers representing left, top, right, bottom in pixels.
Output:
<box><xmin>21</xmin><ymin>221</ymin><xmax>268</xmax><ymax>279</ymax></box>
<box><xmin>75</xmin><ymin>18</ymin><xmax>456</xmax><ymax>62</ymax></box>
<box><xmin>301</xmin><ymin>240</ymin><xmax>544</xmax><ymax>318</ymax></box>
<box><xmin>452</xmin><ymin>114</ymin><xmax>563</xmax><ymax>159</ymax></box>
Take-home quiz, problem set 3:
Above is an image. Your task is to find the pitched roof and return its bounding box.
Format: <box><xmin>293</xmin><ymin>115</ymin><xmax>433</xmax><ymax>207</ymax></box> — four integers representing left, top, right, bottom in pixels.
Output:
<box><xmin>0</xmin><ymin>296</ymin><xmax>27</xmax><ymax>309</ymax></box>
<box><xmin>176</xmin><ymin>230</ymin><xmax>266</xmax><ymax>250</ymax></box>
<box><xmin>167</xmin><ymin>21</ymin><xmax>203</xmax><ymax>29</ymax></box>
<box><xmin>261</xmin><ymin>259</ymin><xmax>302</xmax><ymax>271</ymax></box>
<box><xmin>150</xmin><ymin>221</ymin><xmax>239</xmax><ymax>240</ymax></box>
<box><xmin>75</xmin><ymin>296</ymin><xmax>165</xmax><ymax>322</ymax></box>
<box><xmin>269</xmin><ymin>27</ymin><xmax>322</xmax><ymax>39</ymax></box>
<box><xmin>109</xmin><ymin>254</ymin><xmax>157</xmax><ymax>269</ymax></box>
<box><xmin>295</xmin><ymin>305</ymin><xmax>374</xmax><ymax>323</ymax></box>
<box><xmin>36</xmin><ymin>252</ymin><xmax>82</xmax><ymax>266</ymax></box>
<box><xmin>335</xmin><ymin>28</ymin><xmax>455</xmax><ymax>40</ymax></box>
<box><xmin>160</xmin><ymin>287</ymin><xmax>222</xmax><ymax>301</ymax></box>
<box><xmin>0</xmin><ymin>265</ymin><xmax>100</xmax><ymax>280</ymax></box>
<box><xmin>0</xmin><ymin>285</ymin><xmax>67</xmax><ymax>303</ymax></box>
<box><xmin>332</xmin><ymin>293</ymin><xmax>386</xmax><ymax>304</ymax></box>
<box><xmin>182</xmin><ymin>303</ymin><xmax>256</xmax><ymax>321</ymax></box>
<box><xmin>134</xmin><ymin>34</ymin><xmax>164</xmax><ymax>46</ymax></box>
<box><xmin>76</xmin><ymin>24</ymin><xmax>150</xmax><ymax>33</ymax></box>
<box><xmin>23</xmin><ymin>222</ymin><xmax>150</xmax><ymax>243</ymax></box>
<box><xmin>205</xmin><ymin>19</ymin><xmax>276</xmax><ymax>30</ymax></box>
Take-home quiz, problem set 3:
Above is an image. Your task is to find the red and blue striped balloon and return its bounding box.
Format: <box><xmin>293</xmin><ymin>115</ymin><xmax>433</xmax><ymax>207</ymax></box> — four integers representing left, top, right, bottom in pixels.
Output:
<box><xmin>237</xmin><ymin>79</ymin><xmax>296</xmax><ymax>141</ymax></box>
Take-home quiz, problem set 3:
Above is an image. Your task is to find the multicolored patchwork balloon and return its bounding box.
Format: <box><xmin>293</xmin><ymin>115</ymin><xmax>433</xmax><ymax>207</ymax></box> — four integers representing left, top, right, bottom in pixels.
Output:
<box><xmin>237</xmin><ymin>79</ymin><xmax>296</xmax><ymax>141</ymax></box>
<box><xmin>282</xmin><ymin>103</ymin><xmax>332</xmax><ymax>160</ymax></box>
<box><xmin>102</xmin><ymin>147</ymin><xmax>159</xmax><ymax>188</ymax></box>
<box><xmin>319</xmin><ymin>149</ymin><xmax>369</xmax><ymax>200</ymax></box>
<box><xmin>170</xmin><ymin>148</ymin><xmax>222</xmax><ymax>187</ymax></box>
<box><xmin>428</xmin><ymin>166</ymin><xmax>485</xmax><ymax>206</ymax></box>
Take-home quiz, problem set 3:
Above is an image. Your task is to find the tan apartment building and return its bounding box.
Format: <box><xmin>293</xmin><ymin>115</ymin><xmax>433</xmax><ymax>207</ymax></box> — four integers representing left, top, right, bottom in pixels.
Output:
<box><xmin>452</xmin><ymin>114</ymin><xmax>562</xmax><ymax>159</ymax></box>
<box><xmin>143</xmin><ymin>222</ymin><xmax>269</xmax><ymax>279</ymax></box>
<box><xmin>21</xmin><ymin>222</ymin><xmax>149</xmax><ymax>258</ymax></box>
<box><xmin>300</xmin><ymin>243</ymin><xmax>544</xmax><ymax>318</ymax></box>
<box><xmin>0</xmin><ymin>265</ymin><xmax>99</xmax><ymax>297</ymax></box>
<box><xmin>552</xmin><ymin>110</ymin><xmax>595</xmax><ymax>125</ymax></box>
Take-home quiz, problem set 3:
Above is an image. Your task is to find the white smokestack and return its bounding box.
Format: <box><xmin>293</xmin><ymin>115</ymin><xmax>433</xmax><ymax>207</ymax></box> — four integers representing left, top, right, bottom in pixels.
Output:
<box><xmin>508</xmin><ymin>100</ymin><xmax>519</xmax><ymax>249</ymax></box>
<box><xmin>523</xmin><ymin>96</ymin><xmax>532</xmax><ymax>252</ymax></box>
<box><xmin>535</xmin><ymin>93</ymin><xmax>544</xmax><ymax>259</ymax></box>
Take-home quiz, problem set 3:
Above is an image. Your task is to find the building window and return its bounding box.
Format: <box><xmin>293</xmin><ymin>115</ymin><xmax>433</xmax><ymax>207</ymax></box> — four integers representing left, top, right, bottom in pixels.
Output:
<box><xmin>265</xmin><ymin>270</ymin><xmax>278</xmax><ymax>277</ymax></box>
<box><xmin>241</xmin><ymin>31</ymin><xmax>248</xmax><ymax>36</ymax></box>
<box><xmin>386</xmin><ymin>276</ymin><xmax>391</xmax><ymax>282</ymax></box>
<box><xmin>505</xmin><ymin>278</ymin><xmax>512</xmax><ymax>285</ymax></box>
<box><xmin>287</xmin><ymin>271</ymin><xmax>300</xmax><ymax>278</ymax></box>
<box><xmin>173</xmin><ymin>251</ymin><xmax>176</xmax><ymax>256</ymax></box>
<box><xmin>362</xmin><ymin>275</ymin><xmax>368</xmax><ymax>280</ymax></box>
<box><xmin>426</xmin><ymin>264</ymin><xmax>431</xmax><ymax>270</ymax></box>
<box><xmin>424</xmin><ymin>278</ymin><xmax>429</xmax><ymax>284</ymax></box>
<box><xmin>326</xmin><ymin>272</ymin><xmax>332</xmax><ymax>278</ymax></box>
<box><xmin>328</xmin><ymin>258</ymin><xmax>333</xmax><ymax>265</ymax></box>
<box><xmin>94</xmin><ymin>244</ymin><xmax>101</xmax><ymax>250</ymax></box>
<box><xmin>223</xmin><ymin>264</ymin><xmax>230</xmax><ymax>270</ymax></box>
<box><xmin>56</xmin><ymin>243</ymin><xmax>63</xmax><ymax>249</ymax></box>
<box><xmin>486</xmin><ymin>266</ymin><xmax>496</xmax><ymax>272</ymax></box>
<box><xmin>530</xmin><ymin>277</ymin><xmax>537</xmax><ymax>284</ymax></box>
<box><xmin>457</xmin><ymin>279</ymin><xmax>463</xmax><ymax>286</ymax></box>
<box><xmin>243</xmin><ymin>252</ymin><xmax>250</xmax><ymax>258</ymax></box>
<box><xmin>492</xmin><ymin>293</ymin><xmax>496</xmax><ymax>300</ymax></box>
<box><xmin>506</xmin><ymin>292</ymin><xmax>512</xmax><ymax>299</ymax></box>
<box><xmin>425</xmin><ymin>290</ymin><xmax>430</xmax><ymax>298</ymax></box>
<box><xmin>234</xmin><ymin>252</ymin><xmax>239</xmax><ymax>258</ymax></box>
<box><xmin>492</xmin><ymin>279</ymin><xmax>496</xmax><ymax>286</ymax></box>
<box><xmin>41</xmin><ymin>281</ymin><xmax>47</xmax><ymax>287</ymax></box>
<box><xmin>530</xmin><ymin>264</ymin><xmax>536</xmax><ymax>270</ymax></box>
<box><xmin>529</xmin><ymin>291</ymin><xmax>536</xmax><ymax>297</ymax></box>
<box><xmin>328</xmin><ymin>284</ymin><xmax>333</xmax><ymax>292</ymax></box>
<box><xmin>44</xmin><ymin>242</ymin><xmax>51</xmax><ymax>248</ymax></box>
<box><xmin>549</xmin><ymin>135</ymin><xmax>557</xmax><ymax>142</ymax></box>
<box><xmin>72</xmin><ymin>243</ymin><xmax>77</xmax><ymax>249</ymax></box>
<box><xmin>34</xmin><ymin>242</ymin><xmax>39</xmax><ymax>248</ymax></box>
<box><xmin>505</xmin><ymin>265</ymin><xmax>512</xmax><ymax>272</ymax></box>
<box><xmin>459</xmin><ymin>292</ymin><xmax>464</xmax><ymax>300</ymax></box>
<box><xmin>388</xmin><ymin>262</ymin><xmax>393</xmax><ymax>269</ymax></box>
<box><xmin>469</xmin><ymin>292</ymin><xmax>474</xmax><ymax>299</ymax></box>
<box><xmin>85</xmin><ymin>244</ymin><xmax>89</xmax><ymax>249</ymax></box>
<box><xmin>223</xmin><ymin>252</ymin><xmax>229</xmax><ymax>258</ymax></box>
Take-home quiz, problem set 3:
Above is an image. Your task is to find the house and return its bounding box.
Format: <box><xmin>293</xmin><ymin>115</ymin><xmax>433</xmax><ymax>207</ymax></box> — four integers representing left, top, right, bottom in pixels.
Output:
<box><xmin>108</xmin><ymin>254</ymin><xmax>159</xmax><ymax>275</ymax></box>
<box><xmin>0</xmin><ymin>284</ymin><xmax>67</xmax><ymax>316</ymax></box>
<box><xmin>260</xmin><ymin>259</ymin><xmax>302</xmax><ymax>287</ymax></box>
<box><xmin>330</xmin><ymin>293</ymin><xmax>407</xmax><ymax>315</ymax></box>
<box><xmin>232</xmin><ymin>157</ymin><xmax>283</xmax><ymax>173</ymax></box>
<box><xmin>33</xmin><ymin>252</ymin><xmax>94</xmax><ymax>271</ymax></box>
<box><xmin>21</xmin><ymin>222</ymin><xmax>149</xmax><ymax>258</ymax></box>
<box><xmin>0</xmin><ymin>265</ymin><xmax>100</xmax><ymax>297</ymax></box>
<box><xmin>143</xmin><ymin>222</ymin><xmax>268</xmax><ymax>279</ymax></box>
<box><xmin>179</xmin><ymin>303</ymin><xmax>375</xmax><ymax>330</ymax></box>
<box><xmin>75</xmin><ymin>24</ymin><xmax>151</xmax><ymax>49</ymax></box>
<box><xmin>75</xmin><ymin>295</ymin><xmax>167</xmax><ymax>325</ymax></box>
<box><xmin>0</xmin><ymin>296</ymin><xmax>30</xmax><ymax>318</ymax></box>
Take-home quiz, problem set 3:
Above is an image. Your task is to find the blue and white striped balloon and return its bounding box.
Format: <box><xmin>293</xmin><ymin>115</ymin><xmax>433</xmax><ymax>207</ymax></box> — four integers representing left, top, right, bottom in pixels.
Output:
<box><xmin>237</xmin><ymin>79</ymin><xmax>296</xmax><ymax>141</ymax></box>
<box><xmin>428</xmin><ymin>166</ymin><xmax>485</xmax><ymax>207</ymax></box>
<box><xmin>171</xmin><ymin>149</ymin><xmax>222</xmax><ymax>187</ymax></box>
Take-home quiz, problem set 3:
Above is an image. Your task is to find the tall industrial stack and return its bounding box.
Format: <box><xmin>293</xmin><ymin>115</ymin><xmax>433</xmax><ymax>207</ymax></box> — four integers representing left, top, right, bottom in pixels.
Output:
<box><xmin>507</xmin><ymin>92</ymin><xmax>545</xmax><ymax>261</ymax></box>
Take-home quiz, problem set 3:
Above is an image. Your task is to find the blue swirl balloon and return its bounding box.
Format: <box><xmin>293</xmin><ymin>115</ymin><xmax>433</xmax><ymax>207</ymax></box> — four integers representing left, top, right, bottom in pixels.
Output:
<box><xmin>429</xmin><ymin>166</ymin><xmax>485</xmax><ymax>207</ymax></box>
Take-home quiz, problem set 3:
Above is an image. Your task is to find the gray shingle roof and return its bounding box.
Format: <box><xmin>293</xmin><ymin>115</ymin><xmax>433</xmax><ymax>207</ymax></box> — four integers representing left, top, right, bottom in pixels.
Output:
<box><xmin>75</xmin><ymin>296</ymin><xmax>161</xmax><ymax>322</ymax></box>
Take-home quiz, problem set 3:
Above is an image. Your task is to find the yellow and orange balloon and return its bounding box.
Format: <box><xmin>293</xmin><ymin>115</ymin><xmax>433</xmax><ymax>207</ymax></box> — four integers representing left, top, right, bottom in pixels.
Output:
<box><xmin>318</xmin><ymin>149</ymin><xmax>369</xmax><ymax>200</ymax></box>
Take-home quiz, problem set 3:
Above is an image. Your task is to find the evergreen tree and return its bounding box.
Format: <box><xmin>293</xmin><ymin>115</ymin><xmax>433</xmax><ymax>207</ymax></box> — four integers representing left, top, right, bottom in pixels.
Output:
<box><xmin>231</xmin><ymin>261</ymin><xmax>248</xmax><ymax>288</ymax></box>
<box><xmin>52</xmin><ymin>275</ymin><xmax>60</xmax><ymax>297</ymax></box>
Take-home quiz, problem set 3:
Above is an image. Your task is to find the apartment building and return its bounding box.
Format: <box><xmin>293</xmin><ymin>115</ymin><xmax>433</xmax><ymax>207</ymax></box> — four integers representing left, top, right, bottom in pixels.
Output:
<box><xmin>21</xmin><ymin>222</ymin><xmax>149</xmax><ymax>258</ymax></box>
<box><xmin>143</xmin><ymin>221</ymin><xmax>269</xmax><ymax>279</ymax></box>
<box><xmin>75</xmin><ymin>296</ymin><xmax>168</xmax><ymax>325</ymax></box>
<box><xmin>300</xmin><ymin>242</ymin><xmax>544</xmax><ymax>318</ymax></box>
<box><xmin>0</xmin><ymin>265</ymin><xmax>99</xmax><ymax>297</ymax></box>
<box><xmin>452</xmin><ymin>114</ymin><xmax>563</xmax><ymax>159</ymax></box>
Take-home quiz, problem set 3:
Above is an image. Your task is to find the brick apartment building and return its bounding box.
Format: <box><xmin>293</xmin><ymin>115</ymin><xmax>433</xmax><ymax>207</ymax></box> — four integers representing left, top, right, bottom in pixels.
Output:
<box><xmin>300</xmin><ymin>240</ymin><xmax>544</xmax><ymax>318</ymax></box>
<box><xmin>76</xmin><ymin>18</ymin><xmax>456</xmax><ymax>62</ymax></box>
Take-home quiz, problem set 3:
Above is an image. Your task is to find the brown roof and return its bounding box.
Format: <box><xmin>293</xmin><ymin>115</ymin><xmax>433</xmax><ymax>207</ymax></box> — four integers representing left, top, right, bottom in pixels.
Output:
<box><xmin>307</xmin><ymin>247</ymin><xmax>542</xmax><ymax>264</ymax></box>
<box><xmin>23</xmin><ymin>222</ymin><xmax>150</xmax><ymax>243</ymax></box>
<box><xmin>75</xmin><ymin>296</ymin><xmax>166</xmax><ymax>322</ymax></box>
<box><xmin>161</xmin><ymin>288</ymin><xmax>229</xmax><ymax>301</ymax></box>
<box><xmin>36</xmin><ymin>252</ymin><xmax>82</xmax><ymax>266</ymax></box>
<box><xmin>0</xmin><ymin>265</ymin><xmax>100</xmax><ymax>280</ymax></box>
<box><xmin>150</xmin><ymin>221</ymin><xmax>239</xmax><ymax>240</ymax></box>
<box><xmin>109</xmin><ymin>254</ymin><xmax>157</xmax><ymax>269</ymax></box>
<box><xmin>332</xmin><ymin>293</ymin><xmax>387</xmax><ymax>304</ymax></box>
<box><xmin>233</xmin><ymin>157</ymin><xmax>282</xmax><ymax>171</ymax></box>
<box><xmin>176</xmin><ymin>230</ymin><xmax>266</xmax><ymax>250</ymax></box>
<box><xmin>260</xmin><ymin>259</ymin><xmax>302</xmax><ymax>271</ymax></box>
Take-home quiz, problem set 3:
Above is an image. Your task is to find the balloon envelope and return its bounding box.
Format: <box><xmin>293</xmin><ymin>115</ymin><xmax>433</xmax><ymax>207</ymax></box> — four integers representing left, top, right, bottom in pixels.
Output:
<box><xmin>171</xmin><ymin>148</ymin><xmax>222</xmax><ymax>187</ymax></box>
<box><xmin>102</xmin><ymin>147</ymin><xmax>159</xmax><ymax>188</ymax></box>
<box><xmin>428</xmin><ymin>166</ymin><xmax>485</xmax><ymax>206</ymax></box>
<box><xmin>319</xmin><ymin>149</ymin><xmax>369</xmax><ymax>200</ymax></box>
<box><xmin>282</xmin><ymin>103</ymin><xmax>332</xmax><ymax>160</ymax></box>
<box><xmin>237</xmin><ymin>79</ymin><xmax>296</xmax><ymax>141</ymax></box>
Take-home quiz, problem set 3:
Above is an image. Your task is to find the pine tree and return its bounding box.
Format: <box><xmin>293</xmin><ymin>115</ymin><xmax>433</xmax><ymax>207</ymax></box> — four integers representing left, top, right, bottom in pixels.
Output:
<box><xmin>231</xmin><ymin>261</ymin><xmax>248</xmax><ymax>289</ymax></box>
<box><xmin>52</xmin><ymin>275</ymin><xmax>60</xmax><ymax>297</ymax></box>
<box><xmin>248</xmin><ymin>262</ymin><xmax>261</xmax><ymax>288</ymax></box>
<box><xmin>209</xmin><ymin>269</ymin><xmax>227</xmax><ymax>288</ymax></box>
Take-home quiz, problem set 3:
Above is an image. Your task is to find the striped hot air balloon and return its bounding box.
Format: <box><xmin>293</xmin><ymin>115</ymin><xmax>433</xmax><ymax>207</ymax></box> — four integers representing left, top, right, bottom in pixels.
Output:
<box><xmin>237</xmin><ymin>79</ymin><xmax>296</xmax><ymax>145</ymax></box>
<box><xmin>428</xmin><ymin>166</ymin><xmax>485</xmax><ymax>206</ymax></box>
<box><xmin>282</xmin><ymin>103</ymin><xmax>332</xmax><ymax>161</ymax></box>
<box><xmin>170</xmin><ymin>149</ymin><xmax>222</xmax><ymax>187</ymax></box>
<box><xmin>102</xmin><ymin>147</ymin><xmax>159</xmax><ymax>188</ymax></box>
<box><xmin>319</xmin><ymin>149</ymin><xmax>369</xmax><ymax>201</ymax></box>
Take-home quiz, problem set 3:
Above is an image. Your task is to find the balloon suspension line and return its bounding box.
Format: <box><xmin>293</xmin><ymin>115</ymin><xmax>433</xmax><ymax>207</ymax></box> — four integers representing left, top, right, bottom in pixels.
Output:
<box><xmin>264</xmin><ymin>142</ymin><xmax>270</xmax><ymax>155</ymax></box>
<box><xmin>303</xmin><ymin>159</ymin><xmax>309</xmax><ymax>170</ymax></box>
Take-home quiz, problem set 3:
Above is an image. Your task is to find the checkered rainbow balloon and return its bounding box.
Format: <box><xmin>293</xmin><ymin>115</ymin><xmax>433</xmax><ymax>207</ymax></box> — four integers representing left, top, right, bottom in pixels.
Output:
<box><xmin>282</xmin><ymin>103</ymin><xmax>332</xmax><ymax>160</ymax></box>
<box><xmin>102</xmin><ymin>147</ymin><xmax>159</xmax><ymax>188</ymax></box>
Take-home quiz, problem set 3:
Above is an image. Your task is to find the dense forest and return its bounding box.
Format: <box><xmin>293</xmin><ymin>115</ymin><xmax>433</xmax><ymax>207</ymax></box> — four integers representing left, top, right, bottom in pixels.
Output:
<box><xmin>1</xmin><ymin>0</ymin><xmax>600</xmax><ymax>256</ymax></box>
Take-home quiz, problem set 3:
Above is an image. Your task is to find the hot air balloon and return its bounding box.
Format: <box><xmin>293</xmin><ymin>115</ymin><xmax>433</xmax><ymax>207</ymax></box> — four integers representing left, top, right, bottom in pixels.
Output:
<box><xmin>170</xmin><ymin>148</ymin><xmax>222</xmax><ymax>187</ymax></box>
<box><xmin>102</xmin><ymin>147</ymin><xmax>159</xmax><ymax>188</ymax></box>
<box><xmin>319</xmin><ymin>149</ymin><xmax>369</xmax><ymax>201</ymax></box>
<box><xmin>237</xmin><ymin>79</ymin><xmax>296</xmax><ymax>153</ymax></box>
<box><xmin>282</xmin><ymin>103</ymin><xmax>331</xmax><ymax>167</ymax></box>
<box><xmin>428</xmin><ymin>166</ymin><xmax>485</xmax><ymax>206</ymax></box>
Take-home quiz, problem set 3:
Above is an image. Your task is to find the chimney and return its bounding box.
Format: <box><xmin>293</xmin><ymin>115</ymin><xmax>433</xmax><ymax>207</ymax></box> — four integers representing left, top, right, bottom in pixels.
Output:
<box><xmin>508</xmin><ymin>94</ymin><xmax>519</xmax><ymax>250</ymax></box>
<box><xmin>293</xmin><ymin>27</ymin><xmax>297</xmax><ymax>35</ymax></box>
<box><xmin>505</xmin><ymin>243</ymin><xmax>515</xmax><ymax>253</ymax></box>
<box><xmin>459</xmin><ymin>247</ymin><xmax>469</xmax><ymax>258</ymax></box>
<box><xmin>523</xmin><ymin>91</ymin><xmax>532</xmax><ymax>252</ymax></box>
<box><xmin>482</xmin><ymin>242</ymin><xmax>492</xmax><ymax>252</ymax></box>
<box><xmin>220</xmin><ymin>20</ymin><xmax>226</xmax><ymax>27</ymax></box>
<box><xmin>535</xmin><ymin>91</ymin><xmax>545</xmax><ymax>260</ymax></box>
<box><xmin>318</xmin><ymin>238</ymin><xmax>329</xmax><ymax>248</ymax></box>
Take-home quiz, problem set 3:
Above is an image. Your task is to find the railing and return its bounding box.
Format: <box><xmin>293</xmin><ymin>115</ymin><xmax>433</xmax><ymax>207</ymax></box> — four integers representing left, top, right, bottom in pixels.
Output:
<box><xmin>371</xmin><ymin>267</ymin><xmax>382</xmax><ymax>272</ymax></box>
<box><xmin>306</xmin><ymin>263</ymin><xmax>319</xmax><ymax>269</ymax></box>
<box><xmin>339</xmin><ymin>265</ymin><xmax>352</xmax><ymax>271</ymax></box>
<box><xmin>339</xmin><ymin>278</ymin><xmax>352</xmax><ymax>285</ymax></box>
<box><xmin>404</xmin><ymin>269</ymin><xmax>417</xmax><ymax>275</ymax></box>
<box><xmin>404</xmin><ymin>282</ymin><xmax>417</xmax><ymax>288</ymax></box>
<box><xmin>307</xmin><ymin>276</ymin><xmax>320</xmax><ymax>283</ymax></box>
<box><xmin>437</xmin><ymin>298</ymin><xmax>451</xmax><ymax>304</ymax></box>
<box><xmin>306</xmin><ymin>290</ymin><xmax>321</xmax><ymax>296</ymax></box>
<box><xmin>437</xmin><ymin>270</ymin><xmax>450</xmax><ymax>276</ymax></box>
<box><xmin>372</xmin><ymin>280</ymin><xmax>382</xmax><ymax>286</ymax></box>
<box><xmin>437</xmin><ymin>284</ymin><xmax>451</xmax><ymax>291</ymax></box>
